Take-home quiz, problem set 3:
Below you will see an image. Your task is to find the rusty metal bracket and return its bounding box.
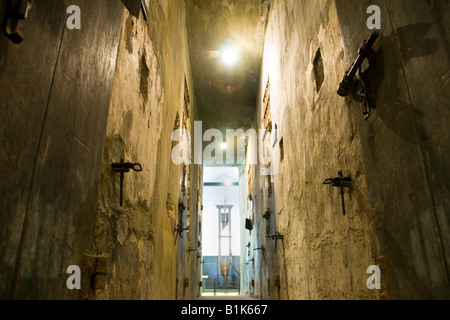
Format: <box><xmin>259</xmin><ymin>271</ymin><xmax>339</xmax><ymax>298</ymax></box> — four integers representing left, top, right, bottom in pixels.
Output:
<box><xmin>323</xmin><ymin>171</ymin><xmax>352</xmax><ymax>216</ymax></box>
<box><xmin>253</xmin><ymin>246</ymin><xmax>266</xmax><ymax>260</ymax></box>
<box><xmin>111</xmin><ymin>160</ymin><xmax>142</xmax><ymax>207</ymax></box>
<box><xmin>358</xmin><ymin>75</ymin><xmax>372</xmax><ymax>121</ymax></box>
<box><xmin>3</xmin><ymin>0</ymin><xmax>32</xmax><ymax>44</ymax></box>
<box><xmin>174</xmin><ymin>199</ymin><xmax>188</xmax><ymax>245</ymax></box>
<box><xmin>337</xmin><ymin>31</ymin><xmax>382</xmax><ymax>120</ymax></box>
<box><xmin>187</xmin><ymin>247</ymin><xmax>197</xmax><ymax>261</ymax></box>
<box><xmin>266</xmin><ymin>232</ymin><xmax>284</xmax><ymax>241</ymax></box>
<box><xmin>174</xmin><ymin>223</ymin><xmax>189</xmax><ymax>245</ymax></box>
<box><xmin>266</xmin><ymin>232</ymin><xmax>284</xmax><ymax>253</ymax></box>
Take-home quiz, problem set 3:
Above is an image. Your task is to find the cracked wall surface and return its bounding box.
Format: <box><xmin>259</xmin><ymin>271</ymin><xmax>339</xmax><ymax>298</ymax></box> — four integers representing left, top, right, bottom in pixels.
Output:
<box><xmin>93</xmin><ymin>1</ymin><xmax>201</xmax><ymax>300</ymax></box>
<box><xmin>242</xmin><ymin>0</ymin><xmax>380</xmax><ymax>300</ymax></box>
<box><xmin>242</xmin><ymin>0</ymin><xmax>450</xmax><ymax>300</ymax></box>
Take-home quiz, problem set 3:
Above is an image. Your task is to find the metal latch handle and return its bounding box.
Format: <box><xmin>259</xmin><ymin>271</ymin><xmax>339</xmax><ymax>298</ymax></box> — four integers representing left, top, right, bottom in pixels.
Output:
<box><xmin>111</xmin><ymin>162</ymin><xmax>143</xmax><ymax>172</ymax></box>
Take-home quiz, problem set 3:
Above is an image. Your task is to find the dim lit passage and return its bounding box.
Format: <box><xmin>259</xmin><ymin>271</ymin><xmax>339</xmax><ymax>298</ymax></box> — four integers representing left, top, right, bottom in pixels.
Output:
<box><xmin>1</xmin><ymin>0</ymin><xmax>448</xmax><ymax>302</ymax></box>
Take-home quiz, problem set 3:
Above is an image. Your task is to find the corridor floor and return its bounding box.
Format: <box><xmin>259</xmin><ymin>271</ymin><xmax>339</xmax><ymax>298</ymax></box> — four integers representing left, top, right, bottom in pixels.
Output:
<box><xmin>197</xmin><ymin>293</ymin><xmax>256</xmax><ymax>300</ymax></box>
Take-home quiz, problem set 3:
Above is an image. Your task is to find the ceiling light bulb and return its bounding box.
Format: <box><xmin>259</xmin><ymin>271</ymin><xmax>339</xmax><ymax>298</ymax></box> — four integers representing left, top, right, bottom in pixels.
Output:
<box><xmin>221</xmin><ymin>48</ymin><xmax>239</xmax><ymax>65</ymax></box>
<box><xmin>219</xmin><ymin>41</ymin><xmax>241</xmax><ymax>66</ymax></box>
<box><xmin>221</xmin><ymin>143</ymin><xmax>227</xmax><ymax>150</ymax></box>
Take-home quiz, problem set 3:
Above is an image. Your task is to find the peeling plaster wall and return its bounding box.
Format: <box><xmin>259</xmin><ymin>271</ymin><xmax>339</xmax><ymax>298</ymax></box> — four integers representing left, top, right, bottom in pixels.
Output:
<box><xmin>244</xmin><ymin>0</ymin><xmax>379</xmax><ymax>300</ymax></box>
<box><xmin>93</xmin><ymin>1</ymin><xmax>201</xmax><ymax>300</ymax></box>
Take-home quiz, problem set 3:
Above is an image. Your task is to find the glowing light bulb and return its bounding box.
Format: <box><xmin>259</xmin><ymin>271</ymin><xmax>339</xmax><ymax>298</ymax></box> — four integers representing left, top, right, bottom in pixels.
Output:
<box><xmin>219</xmin><ymin>42</ymin><xmax>241</xmax><ymax>66</ymax></box>
<box><xmin>221</xmin><ymin>49</ymin><xmax>238</xmax><ymax>65</ymax></box>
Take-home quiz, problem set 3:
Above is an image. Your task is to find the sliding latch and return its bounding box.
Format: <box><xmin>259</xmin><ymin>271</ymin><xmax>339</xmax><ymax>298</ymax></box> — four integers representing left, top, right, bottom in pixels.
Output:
<box><xmin>337</xmin><ymin>31</ymin><xmax>382</xmax><ymax>120</ymax></box>
<box><xmin>174</xmin><ymin>223</ymin><xmax>189</xmax><ymax>245</ymax></box>
<box><xmin>174</xmin><ymin>199</ymin><xmax>188</xmax><ymax>245</ymax></box>
<box><xmin>253</xmin><ymin>246</ymin><xmax>266</xmax><ymax>261</ymax></box>
<box><xmin>323</xmin><ymin>171</ymin><xmax>353</xmax><ymax>216</ymax></box>
<box><xmin>187</xmin><ymin>247</ymin><xmax>197</xmax><ymax>261</ymax></box>
<box><xmin>266</xmin><ymin>232</ymin><xmax>284</xmax><ymax>253</ymax></box>
<box><xmin>111</xmin><ymin>161</ymin><xmax>143</xmax><ymax>173</ymax></box>
<box><xmin>111</xmin><ymin>160</ymin><xmax>143</xmax><ymax>207</ymax></box>
<box><xmin>3</xmin><ymin>0</ymin><xmax>32</xmax><ymax>43</ymax></box>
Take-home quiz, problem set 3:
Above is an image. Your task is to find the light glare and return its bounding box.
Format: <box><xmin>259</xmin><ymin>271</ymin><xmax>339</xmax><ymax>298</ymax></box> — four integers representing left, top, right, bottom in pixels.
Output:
<box><xmin>221</xmin><ymin>49</ymin><xmax>238</xmax><ymax>65</ymax></box>
<box><xmin>219</xmin><ymin>42</ymin><xmax>241</xmax><ymax>66</ymax></box>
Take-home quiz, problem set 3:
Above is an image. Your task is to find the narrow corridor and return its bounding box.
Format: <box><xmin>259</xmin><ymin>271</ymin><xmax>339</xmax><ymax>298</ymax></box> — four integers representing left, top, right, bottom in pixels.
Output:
<box><xmin>0</xmin><ymin>0</ymin><xmax>449</xmax><ymax>301</ymax></box>
<box><xmin>197</xmin><ymin>294</ymin><xmax>255</xmax><ymax>301</ymax></box>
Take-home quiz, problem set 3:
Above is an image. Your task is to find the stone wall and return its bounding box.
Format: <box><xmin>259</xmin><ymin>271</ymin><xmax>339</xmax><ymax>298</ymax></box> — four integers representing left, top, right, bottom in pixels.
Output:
<box><xmin>244</xmin><ymin>0</ymin><xmax>450</xmax><ymax>300</ymax></box>
<box><xmin>93</xmin><ymin>1</ymin><xmax>201</xmax><ymax>300</ymax></box>
<box><xmin>243</xmin><ymin>0</ymin><xmax>379</xmax><ymax>300</ymax></box>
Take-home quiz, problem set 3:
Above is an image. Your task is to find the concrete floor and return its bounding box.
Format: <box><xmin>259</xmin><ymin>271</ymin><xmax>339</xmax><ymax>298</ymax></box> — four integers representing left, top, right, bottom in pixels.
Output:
<box><xmin>197</xmin><ymin>293</ymin><xmax>256</xmax><ymax>300</ymax></box>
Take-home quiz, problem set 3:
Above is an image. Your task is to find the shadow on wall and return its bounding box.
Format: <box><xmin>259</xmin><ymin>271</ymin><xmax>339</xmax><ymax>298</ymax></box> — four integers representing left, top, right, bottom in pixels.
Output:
<box><xmin>0</xmin><ymin>0</ymin><xmax>9</xmax><ymax>74</ymax></box>
<box><xmin>363</xmin><ymin>23</ymin><xmax>437</xmax><ymax>145</ymax></box>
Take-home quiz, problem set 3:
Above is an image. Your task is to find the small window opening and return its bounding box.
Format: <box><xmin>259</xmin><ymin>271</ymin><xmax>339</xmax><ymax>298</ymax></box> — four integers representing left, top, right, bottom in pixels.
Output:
<box><xmin>313</xmin><ymin>48</ymin><xmax>324</xmax><ymax>93</ymax></box>
<box><xmin>279</xmin><ymin>138</ymin><xmax>284</xmax><ymax>162</ymax></box>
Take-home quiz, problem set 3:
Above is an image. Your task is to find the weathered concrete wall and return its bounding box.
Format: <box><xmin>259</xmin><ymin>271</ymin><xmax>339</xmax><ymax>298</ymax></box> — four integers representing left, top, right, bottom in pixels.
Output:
<box><xmin>244</xmin><ymin>0</ymin><xmax>450</xmax><ymax>300</ymax></box>
<box><xmin>93</xmin><ymin>0</ymin><xmax>201</xmax><ymax>300</ymax></box>
<box><xmin>0</xmin><ymin>0</ymin><xmax>123</xmax><ymax>299</ymax></box>
<box><xmin>245</xmin><ymin>0</ymin><xmax>380</xmax><ymax>300</ymax></box>
<box><xmin>335</xmin><ymin>0</ymin><xmax>450</xmax><ymax>299</ymax></box>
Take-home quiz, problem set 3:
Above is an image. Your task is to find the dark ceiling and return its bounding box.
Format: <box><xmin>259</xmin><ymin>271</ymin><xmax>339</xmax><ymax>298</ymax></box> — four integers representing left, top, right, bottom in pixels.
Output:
<box><xmin>186</xmin><ymin>0</ymin><xmax>271</xmax><ymax>132</ymax></box>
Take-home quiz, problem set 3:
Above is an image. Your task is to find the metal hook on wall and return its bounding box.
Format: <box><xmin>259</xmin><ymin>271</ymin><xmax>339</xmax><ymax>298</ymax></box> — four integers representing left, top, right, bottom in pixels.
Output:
<box><xmin>174</xmin><ymin>223</ymin><xmax>189</xmax><ymax>245</ymax></box>
<box><xmin>174</xmin><ymin>199</ymin><xmax>188</xmax><ymax>245</ymax></box>
<box><xmin>323</xmin><ymin>170</ymin><xmax>353</xmax><ymax>216</ymax></box>
<box><xmin>337</xmin><ymin>31</ymin><xmax>382</xmax><ymax>120</ymax></box>
<box><xmin>266</xmin><ymin>232</ymin><xmax>284</xmax><ymax>253</ymax></box>
<box><xmin>186</xmin><ymin>247</ymin><xmax>197</xmax><ymax>261</ymax></box>
<box><xmin>111</xmin><ymin>160</ymin><xmax>143</xmax><ymax>207</ymax></box>
<box><xmin>3</xmin><ymin>0</ymin><xmax>32</xmax><ymax>44</ymax></box>
<box><xmin>253</xmin><ymin>246</ymin><xmax>266</xmax><ymax>261</ymax></box>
